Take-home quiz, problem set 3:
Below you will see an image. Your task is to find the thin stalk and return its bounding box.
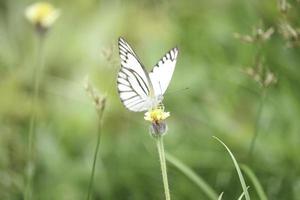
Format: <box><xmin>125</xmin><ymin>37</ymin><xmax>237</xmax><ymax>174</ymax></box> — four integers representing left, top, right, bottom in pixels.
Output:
<box><xmin>25</xmin><ymin>33</ymin><xmax>46</xmax><ymax>200</ymax></box>
<box><xmin>213</xmin><ymin>136</ymin><xmax>250</xmax><ymax>200</ymax></box>
<box><xmin>86</xmin><ymin>109</ymin><xmax>105</xmax><ymax>200</ymax></box>
<box><xmin>165</xmin><ymin>153</ymin><xmax>218</xmax><ymax>200</ymax></box>
<box><xmin>156</xmin><ymin>136</ymin><xmax>171</xmax><ymax>200</ymax></box>
<box><xmin>248</xmin><ymin>89</ymin><xmax>266</xmax><ymax>158</ymax></box>
<box><xmin>241</xmin><ymin>165</ymin><xmax>268</xmax><ymax>200</ymax></box>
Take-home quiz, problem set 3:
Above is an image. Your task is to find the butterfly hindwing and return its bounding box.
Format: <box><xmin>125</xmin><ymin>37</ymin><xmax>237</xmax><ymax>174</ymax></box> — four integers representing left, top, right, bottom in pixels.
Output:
<box><xmin>117</xmin><ymin>37</ymin><xmax>152</xmax><ymax>112</ymax></box>
<box><xmin>117</xmin><ymin>37</ymin><xmax>178</xmax><ymax>112</ymax></box>
<box><xmin>149</xmin><ymin>47</ymin><xmax>179</xmax><ymax>96</ymax></box>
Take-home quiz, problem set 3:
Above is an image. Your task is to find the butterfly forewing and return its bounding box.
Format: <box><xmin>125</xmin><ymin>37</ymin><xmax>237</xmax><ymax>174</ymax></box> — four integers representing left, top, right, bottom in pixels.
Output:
<box><xmin>117</xmin><ymin>37</ymin><xmax>178</xmax><ymax>112</ymax></box>
<box><xmin>117</xmin><ymin>37</ymin><xmax>153</xmax><ymax>112</ymax></box>
<box><xmin>149</xmin><ymin>47</ymin><xmax>179</xmax><ymax>96</ymax></box>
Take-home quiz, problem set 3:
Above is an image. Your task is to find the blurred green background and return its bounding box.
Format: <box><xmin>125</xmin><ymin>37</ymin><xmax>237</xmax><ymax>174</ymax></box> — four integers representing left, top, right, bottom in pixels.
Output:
<box><xmin>1</xmin><ymin>0</ymin><xmax>300</xmax><ymax>199</ymax></box>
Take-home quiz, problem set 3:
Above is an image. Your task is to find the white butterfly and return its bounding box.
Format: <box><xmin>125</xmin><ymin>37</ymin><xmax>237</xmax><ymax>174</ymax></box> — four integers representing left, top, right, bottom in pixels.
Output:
<box><xmin>117</xmin><ymin>37</ymin><xmax>179</xmax><ymax>112</ymax></box>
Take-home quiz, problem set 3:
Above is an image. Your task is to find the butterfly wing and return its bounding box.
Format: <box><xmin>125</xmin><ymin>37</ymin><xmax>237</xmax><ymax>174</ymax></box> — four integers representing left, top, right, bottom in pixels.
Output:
<box><xmin>117</xmin><ymin>37</ymin><xmax>153</xmax><ymax>112</ymax></box>
<box><xmin>149</xmin><ymin>47</ymin><xmax>179</xmax><ymax>96</ymax></box>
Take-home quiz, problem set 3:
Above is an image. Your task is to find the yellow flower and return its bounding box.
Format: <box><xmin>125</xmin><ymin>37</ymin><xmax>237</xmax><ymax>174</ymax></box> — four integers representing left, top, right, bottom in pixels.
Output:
<box><xmin>25</xmin><ymin>2</ymin><xmax>60</xmax><ymax>30</ymax></box>
<box><xmin>144</xmin><ymin>107</ymin><xmax>170</xmax><ymax>123</ymax></box>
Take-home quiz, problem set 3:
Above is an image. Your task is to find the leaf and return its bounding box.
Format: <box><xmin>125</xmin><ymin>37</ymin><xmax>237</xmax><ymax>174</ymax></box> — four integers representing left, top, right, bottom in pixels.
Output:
<box><xmin>165</xmin><ymin>153</ymin><xmax>218</xmax><ymax>200</ymax></box>
<box><xmin>241</xmin><ymin>165</ymin><xmax>268</xmax><ymax>200</ymax></box>
<box><xmin>213</xmin><ymin>136</ymin><xmax>251</xmax><ymax>200</ymax></box>
<box><xmin>218</xmin><ymin>192</ymin><xmax>224</xmax><ymax>200</ymax></box>
<box><xmin>238</xmin><ymin>186</ymin><xmax>250</xmax><ymax>200</ymax></box>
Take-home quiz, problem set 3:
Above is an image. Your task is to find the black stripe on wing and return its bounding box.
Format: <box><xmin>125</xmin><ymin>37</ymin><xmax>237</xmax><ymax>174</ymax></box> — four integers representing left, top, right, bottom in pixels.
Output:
<box><xmin>117</xmin><ymin>37</ymin><xmax>153</xmax><ymax>112</ymax></box>
<box><xmin>150</xmin><ymin>47</ymin><xmax>179</xmax><ymax>73</ymax></box>
<box><xmin>118</xmin><ymin>38</ymin><xmax>151</xmax><ymax>94</ymax></box>
<box><xmin>117</xmin><ymin>67</ymin><xmax>149</xmax><ymax>112</ymax></box>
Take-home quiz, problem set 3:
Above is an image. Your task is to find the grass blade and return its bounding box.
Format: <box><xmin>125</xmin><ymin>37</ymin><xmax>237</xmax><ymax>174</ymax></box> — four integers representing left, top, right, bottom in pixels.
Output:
<box><xmin>238</xmin><ymin>186</ymin><xmax>249</xmax><ymax>200</ymax></box>
<box><xmin>165</xmin><ymin>153</ymin><xmax>218</xmax><ymax>200</ymax></box>
<box><xmin>218</xmin><ymin>192</ymin><xmax>224</xmax><ymax>200</ymax></box>
<box><xmin>213</xmin><ymin>136</ymin><xmax>250</xmax><ymax>200</ymax></box>
<box><xmin>241</xmin><ymin>165</ymin><xmax>268</xmax><ymax>200</ymax></box>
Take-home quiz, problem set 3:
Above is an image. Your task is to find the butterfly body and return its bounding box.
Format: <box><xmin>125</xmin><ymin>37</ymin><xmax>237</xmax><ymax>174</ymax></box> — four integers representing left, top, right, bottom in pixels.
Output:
<box><xmin>117</xmin><ymin>37</ymin><xmax>178</xmax><ymax>112</ymax></box>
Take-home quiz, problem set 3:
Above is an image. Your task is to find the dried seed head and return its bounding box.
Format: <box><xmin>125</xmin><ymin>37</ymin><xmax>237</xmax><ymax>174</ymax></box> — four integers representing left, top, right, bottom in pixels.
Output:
<box><xmin>264</xmin><ymin>71</ymin><xmax>277</xmax><ymax>87</ymax></box>
<box><xmin>100</xmin><ymin>43</ymin><xmax>119</xmax><ymax>68</ymax></box>
<box><xmin>242</xmin><ymin>59</ymin><xmax>277</xmax><ymax>88</ymax></box>
<box><xmin>278</xmin><ymin>21</ymin><xmax>300</xmax><ymax>47</ymax></box>
<box><xmin>234</xmin><ymin>33</ymin><xmax>254</xmax><ymax>43</ymax></box>
<box><xmin>278</xmin><ymin>0</ymin><xmax>291</xmax><ymax>15</ymax></box>
<box><xmin>101</xmin><ymin>44</ymin><xmax>116</xmax><ymax>61</ymax></box>
<box><xmin>84</xmin><ymin>76</ymin><xmax>106</xmax><ymax>117</ymax></box>
<box><xmin>234</xmin><ymin>26</ymin><xmax>274</xmax><ymax>44</ymax></box>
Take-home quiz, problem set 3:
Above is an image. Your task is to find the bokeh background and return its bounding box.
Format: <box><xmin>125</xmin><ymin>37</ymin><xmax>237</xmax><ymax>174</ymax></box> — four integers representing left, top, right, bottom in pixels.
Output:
<box><xmin>1</xmin><ymin>0</ymin><xmax>300</xmax><ymax>199</ymax></box>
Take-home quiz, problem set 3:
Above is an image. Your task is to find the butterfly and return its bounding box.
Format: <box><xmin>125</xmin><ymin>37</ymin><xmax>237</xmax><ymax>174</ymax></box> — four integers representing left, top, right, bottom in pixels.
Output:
<box><xmin>117</xmin><ymin>37</ymin><xmax>179</xmax><ymax>112</ymax></box>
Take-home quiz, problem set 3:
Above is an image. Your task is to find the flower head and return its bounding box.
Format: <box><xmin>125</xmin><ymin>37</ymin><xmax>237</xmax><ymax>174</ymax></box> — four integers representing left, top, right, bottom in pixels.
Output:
<box><xmin>144</xmin><ymin>106</ymin><xmax>170</xmax><ymax>137</ymax></box>
<box><xmin>144</xmin><ymin>107</ymin><xmax>170</xmax><ymax>123</ymax></box>
<box><xmin>25</xmin><ymin>2</ymin><xmax>60</xmax><ymax>32</ymax></box>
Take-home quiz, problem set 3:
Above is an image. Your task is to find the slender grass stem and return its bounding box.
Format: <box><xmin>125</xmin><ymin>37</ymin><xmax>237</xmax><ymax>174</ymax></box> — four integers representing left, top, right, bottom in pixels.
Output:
<box><xmin>241</xmin><ymin>164</ymin><xmax>268</xmax><ymax>200</ymax></box>
<box><xmin>213</xmin><ymin>136</ymin><xmax>250</xmax><ymax>200</ymax></box>
<box><xmin>248</xmin><ymin>89</ymin><xmax>266</xmax><ymax>158</ymax></box>
<box><xmin>156</xmin><ymin>136</ymin><xmax>171</xmax><ymax>200</ymax></box>
<box><xmin>25</xmin><ymin>34</ymin><xmax>46</xmax><ymax>200</ymax></box>
<box><xmin>86</xmin><ymin>110</ymin><xmax>105</xmax><ymax>200</ymax></box>
<box><xmin>165</xmin><ymin>153</ymin><xmax>218</xmax><ymax>200</ymax></box>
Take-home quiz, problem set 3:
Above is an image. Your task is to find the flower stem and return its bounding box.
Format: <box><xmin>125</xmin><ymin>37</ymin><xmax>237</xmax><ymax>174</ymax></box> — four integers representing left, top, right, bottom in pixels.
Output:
<box><xmin>86</xmin><ymin>110</ymin><xmax>105</xmax><ymax>200</ymax></box>
<box><xmin>248</xmin><ymin>89</ymin><xmax>266</xmax><ymax>158</ymax></box>
<box><xmin>25</xmin><ymin>33</ymin><xmax>46</xmax><ymax>200</ymax></box>
<box><xmin>156</xmin><ymin>136</ymin><xmax>171</xmax><ymax>200</ymax></box>
<box><xmin>165</xmin><ymin>153</ymin><xmax>218</xmax><ymax>200</ymax></box>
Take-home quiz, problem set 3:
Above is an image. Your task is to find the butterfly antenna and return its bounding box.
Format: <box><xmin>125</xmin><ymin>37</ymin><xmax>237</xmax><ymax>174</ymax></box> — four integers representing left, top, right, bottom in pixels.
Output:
<box><xmin>159</xmin><ymin>81</ymin><xmax>163</xmax><ymax>95</ymax></box>
<box><xmin>165</xmin><ymin>87</ymin><xmax>190</xmax><ymax>96</ymax></box>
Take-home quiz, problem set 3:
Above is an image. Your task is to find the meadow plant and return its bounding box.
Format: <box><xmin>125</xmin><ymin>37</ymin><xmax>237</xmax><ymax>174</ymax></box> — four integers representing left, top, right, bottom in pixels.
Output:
<box><xmin>233</xmin><ymin>0</ymin><xmax>300</xmax><ymax>157</ymax></box>
<box><xmin>144</xmin><ymin>106</ymin><xmax>171</xmax><ymax>200</ymax></box>
<box><xmin>166</xmin><ymin>153</ymin><xmax>218</xmax><ymax>200</ymax></box>
<box><xmin>101</xmin><ymin>43</ymin><xmax>119</xmax><ymax>67</ymax></box>
<box><xmin>214</xmin><ymin>136</ymin><xmax>250</xmax><ymax>200</ymax></box>
<box><xmin>277</xmin><ymin>0</ymin><xmax>300</xmax><ymax>48</ymax></box>
<box><xmin>235</xmin><ymin>22</ymin><xmax>277</xmax><ymax>157</ymax></box>
<box><xmin>84</xmin><ymin>77</ymin><xmax>106</xmax><ymax>200</ymax></box>
<box><xmin>241</xmin><ymin>165</ymin><xmax>268</xmax><ymax>200</ymax></box>
<box><xmin>25</xmin><ymin>2</ymin><xmax>60</xmax><ymax>35</ymax></box>
<box><xmin>116</xmin><ymin>37</ymin><xmax>178</xmax><ymax>200</ymax></box>
<box><xmin>24</xmin><ymin>2</ymin><xmax>59</xmax><ymax>200</ymax></box>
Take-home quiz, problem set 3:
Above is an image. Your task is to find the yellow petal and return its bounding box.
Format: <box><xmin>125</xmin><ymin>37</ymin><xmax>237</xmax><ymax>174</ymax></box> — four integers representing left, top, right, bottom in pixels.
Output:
<box><xmin>144</xmin><ymin>107</ymin><xmax>170</xmax><ymax>122</ymax></box>
<box><xmin>25</xmin><ymin>2</ymin><xmax>60</xmax><ymax>28</ymax></box>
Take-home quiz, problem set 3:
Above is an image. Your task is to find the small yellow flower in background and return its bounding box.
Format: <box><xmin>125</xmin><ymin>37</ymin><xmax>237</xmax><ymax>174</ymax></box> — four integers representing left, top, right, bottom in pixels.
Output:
<box><xmin>144</xmin><ymin>107</ymin><xmax>170</xmax><ymax>123</ymax></box>
<box><xmin>25</xmin><ymin>2</ymin><xmax>60</xmax><ymax>32</ymax></box>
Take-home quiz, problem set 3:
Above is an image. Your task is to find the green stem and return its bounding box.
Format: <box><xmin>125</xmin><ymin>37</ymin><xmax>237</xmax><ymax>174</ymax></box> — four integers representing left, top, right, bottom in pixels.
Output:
<box><xmin>156</xmin><ymin>136</ymin><xmax>171</xmax><ymax>200</ymax></box>
<box><xmin>86</xmin><ymin>111</ymin><xmax>105</xmax><ymax>200</ymax></box>
<box><xmin>165</xmin><ymin>153</ymin><xmax>218</xmax><ymax>200</ymax></box>
<box><xmin>248</xmin><ymin>89</ymin><xmax>266</xmax><ymax>158</ymax></box>
<box><xmin>241</xmin><ymin>164</ymin><xmax>268</xmax><ymax>200</ymax></box>
<box><xmin>25</xmin><ymin>34</ymin><xmax>46</xmax><ymax>200</ymax></box>
<box><xmin>213</xmin><ymin>136</ymin><xmax>250</xmax><ymax>200</ymax></box>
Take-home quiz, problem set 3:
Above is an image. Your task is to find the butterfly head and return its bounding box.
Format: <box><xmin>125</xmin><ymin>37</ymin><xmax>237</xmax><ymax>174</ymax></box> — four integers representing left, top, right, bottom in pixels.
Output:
<box><xmin>157</xmin><ymin>94</ymin><xmax>164</xmax><ymax>103</ymax></box>
<box><xmin>148</xmin><ymin>95</ymin><xmax>164</xmax><ymax>110</ymax></box>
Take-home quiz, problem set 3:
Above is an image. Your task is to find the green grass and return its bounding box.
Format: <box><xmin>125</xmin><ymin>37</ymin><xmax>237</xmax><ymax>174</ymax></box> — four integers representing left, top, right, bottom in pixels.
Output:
<box><xmin>214</xmin><ymin>136</ymin><xmax>250</xmax><ymax>200</ymax></box>
<box><xmin>0</xmin><ymin>0</ymin><xmax>299</xmax><ymax>199</ymax></box>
